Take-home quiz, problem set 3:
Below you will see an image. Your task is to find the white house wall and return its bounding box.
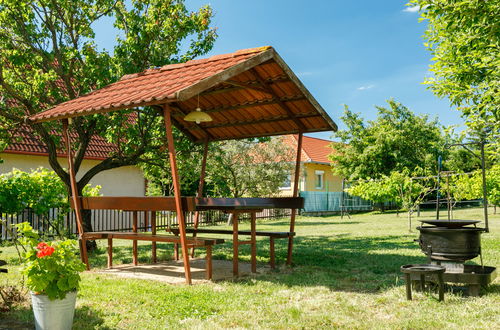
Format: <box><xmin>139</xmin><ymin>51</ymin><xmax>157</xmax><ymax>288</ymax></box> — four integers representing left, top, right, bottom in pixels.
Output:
<box><xmin>0</xmin><ymin>153</ymin><xmax>145</xmax><ymax>197</ymax></box>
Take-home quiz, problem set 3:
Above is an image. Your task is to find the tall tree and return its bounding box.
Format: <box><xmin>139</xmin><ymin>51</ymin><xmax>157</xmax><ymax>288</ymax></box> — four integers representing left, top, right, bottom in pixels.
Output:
<box><xmin>330</xmin><ymin>99</ymin><xmax>445</xmax><ymax>180</ymax></box>
<box><xmin>0</xmin><ymin>0</ymin><xmax>217</xmax><ymax>231</ymax></box>
<box><xmin>410</xmin><ymin>0</ymin><xmax>499</xmax><ymax>154</ymax></box>
<box><xmin>205</xmin><ymin>138</ymin><xmax>294</xmax><ymax>198</ymax></box>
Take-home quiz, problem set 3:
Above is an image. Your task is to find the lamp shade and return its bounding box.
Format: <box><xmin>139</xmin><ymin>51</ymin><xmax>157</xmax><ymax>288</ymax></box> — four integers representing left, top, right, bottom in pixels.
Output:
<box><xmin>184</xmin><ymin>108</ymin><xmax>213</xmax><ymax>124</ymax></box>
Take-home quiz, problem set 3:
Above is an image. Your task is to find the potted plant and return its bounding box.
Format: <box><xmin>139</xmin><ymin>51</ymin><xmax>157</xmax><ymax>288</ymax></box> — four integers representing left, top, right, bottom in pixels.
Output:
<box><xmin>16</xmin><ymin>222</ymin><xmax>86</xmax><ymax>330</ymax></box>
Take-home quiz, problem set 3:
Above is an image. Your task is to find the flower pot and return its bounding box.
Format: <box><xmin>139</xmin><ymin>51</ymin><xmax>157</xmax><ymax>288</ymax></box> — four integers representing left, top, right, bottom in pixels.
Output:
<box><xmin>31</xmin><ymin>291</ymin><xmax>77</xmax><ymax>330</ymax></box>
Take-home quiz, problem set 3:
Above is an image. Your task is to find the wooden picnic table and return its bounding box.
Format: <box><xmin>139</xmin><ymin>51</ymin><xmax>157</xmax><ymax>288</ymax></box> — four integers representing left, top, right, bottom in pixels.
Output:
<box><xmin>194</xmin><ymin>197</ymin><xmax>303</xmax><ymax>276</ymax></box>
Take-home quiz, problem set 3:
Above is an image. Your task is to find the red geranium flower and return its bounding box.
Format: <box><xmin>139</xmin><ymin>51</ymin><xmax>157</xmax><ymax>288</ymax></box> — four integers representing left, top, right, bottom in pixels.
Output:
<box><xmin>36</xmin><ymin>242</ymin><xmax>55</xmax><ymax>258</ymax></box>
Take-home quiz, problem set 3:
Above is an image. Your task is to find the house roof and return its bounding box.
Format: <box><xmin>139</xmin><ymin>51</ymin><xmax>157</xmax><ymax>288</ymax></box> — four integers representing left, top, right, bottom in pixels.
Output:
<box><xmin>3</xmin><ymin>125</ymin><xmax>115</xmax><ymax>160</ymax></box>
<box><xmin>284</xmin><ymin>135</ymin><xmax>333</xmax><ymax>164</ymax></box>
<box><xmin>29</xmin><ymin>47</ymin><xmax>337</xmax><ymax>143</ymax></box>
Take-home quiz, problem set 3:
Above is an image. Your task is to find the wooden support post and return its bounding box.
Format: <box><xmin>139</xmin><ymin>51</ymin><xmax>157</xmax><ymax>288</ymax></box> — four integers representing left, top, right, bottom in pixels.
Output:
<box><xmin>151</xmin><ymin>211</ymin><xmax>157</xmax><ymax>263</ymax></box>
<box><xmin>174</xmin><ymin>243</ymin><xmax>179</xmax><ymax>261</ymax></box>
<box><xmin>163</xmin><ymin>104</ymin><xmax>192</xmax><ymax>284</ymax></box>
<box><xmin>144</xmin><ymin>211</ymin><xmax>149</xmax><ymax>231</ymax></box>
<box><xmin>107</xmin><ymin>238</ymin><xmax>113</xmax><ymax>269</ymax></box>
<box><xmin>133</xmin><ymin>211</ymin><xmax>138</xmax><ymax>266</ymax></box>
<box><xmin>405</xmin><ymin>273</ymin><xmax>412</xmax><ymax>300</ymax></box>
<box><xmin>206</xmin><ymin>245</ymin><xmax>212</xmax><ymax>280</ymax></box>
<box><xmin>62</xmin><ymin>119</ymin><xmax>89</xmax><ymax>270</ymax></box>
<box><xmin>233</xmin><ymin>212</ymin><xmax>239</xmax><ymax>276</ymax></box>
<box><xmin>438</xmin><ymin>273</ymin><xmax>444</xmax><ymax>301</ymax></box>
<box><xmin>269</xmin><ymin>237</ymin><xmax>275</xmax><ymax>269</ymax></box>
<box><xmin>251</xmin><ymin>212</ymin><xmax>257</xmax><ymax>273</ymax></box>
<box><xmin>191</xmin><ymin>139</ymin><xmax>209</xmax><ymax>257</ymax></box>
<box><xmin>287</xmin><ymin>133</ymin><xmax>303</xmax><ymax>265</ymax></box>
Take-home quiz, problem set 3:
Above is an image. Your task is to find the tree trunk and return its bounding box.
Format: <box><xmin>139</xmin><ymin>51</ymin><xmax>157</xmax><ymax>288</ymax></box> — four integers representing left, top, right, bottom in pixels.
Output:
<box><xmin>408</xmin><ymin>211</ymin><xmax>412</xmax><ymax>233</ymax></box>
<box><xmin>226</xmin><ymin>213</ymin><xmax>234</xmax><ymax>226</ymax></box>
<box><xmin>81</xmin><ymin>209</ymin><xmax>97</xmax><ymax>252</ymax></box>
<box><xmin>77</xmin><ymin>185</ymin><xmax>97</xmax><ymax>252</ymax></box>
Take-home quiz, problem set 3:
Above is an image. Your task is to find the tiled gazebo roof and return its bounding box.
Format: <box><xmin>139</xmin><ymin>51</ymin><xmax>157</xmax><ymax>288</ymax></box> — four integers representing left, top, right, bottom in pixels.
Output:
<box><xmin>30</xmin><ymin>47</ymin><xmax>337</xmax><ymax>142</ymax></box>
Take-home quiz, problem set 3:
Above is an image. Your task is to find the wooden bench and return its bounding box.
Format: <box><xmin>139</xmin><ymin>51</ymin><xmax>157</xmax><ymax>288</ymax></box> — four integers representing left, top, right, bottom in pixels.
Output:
<box><xmin>171</xmin><ymin>228</ymin><xmax>295</xmax><ymax>268</ymax></box>
<box><xmin>84</xmin><ymin>231</ymin><xmax>224</xmax><ymax>280</ymax></box>
<box><xmin>72</xmin><ymin>197</ymin><xmax>226</xmax><ymax>280</ymax></box>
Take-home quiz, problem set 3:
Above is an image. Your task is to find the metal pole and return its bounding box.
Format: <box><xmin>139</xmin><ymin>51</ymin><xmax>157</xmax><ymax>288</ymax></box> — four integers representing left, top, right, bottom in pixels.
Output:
<box><xmin>480</xmin><ymin>141</ymin><xmax>489</xmax><ymax>232</ymax></box>
<box><xmin>436</xmin><ymin>155</ymin><xmax>442</xmax><ymax>220</ymax></box>
<box><xmin>341</xmin><ymin>179</ymin><xmax>345</xmax><ymax>219</ymax></box>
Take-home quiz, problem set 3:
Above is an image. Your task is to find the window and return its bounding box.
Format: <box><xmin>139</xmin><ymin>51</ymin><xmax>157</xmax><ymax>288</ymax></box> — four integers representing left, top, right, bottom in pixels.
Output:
<box><xmin>315</xmin><ymin>170</ymin><xmax>324</xmax><ymax>189</ymax></box>
<box><xmin>280</xmin><ymin>174</ymin><xmax>292</xmax><ymax>190</ymax></box>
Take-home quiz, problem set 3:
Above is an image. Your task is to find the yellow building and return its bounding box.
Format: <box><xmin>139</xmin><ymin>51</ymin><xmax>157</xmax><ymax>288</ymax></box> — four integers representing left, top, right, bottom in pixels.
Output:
<box><xmin>1</xmin><ymin>127</ymin><xmax>146</xmax><ymax>197</ymax></box>
<box><xmin>280</xmin><ymin>135</ymin><xmax>343</xmax><ymax>195</ymax></box>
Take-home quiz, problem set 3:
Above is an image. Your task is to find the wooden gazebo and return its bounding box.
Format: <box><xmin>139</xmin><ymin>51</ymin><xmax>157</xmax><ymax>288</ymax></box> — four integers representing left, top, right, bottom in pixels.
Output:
<box><xmin>30</xmin><ymin>46</ymin><xmax>337</xmax><ymax>284</ymax></box>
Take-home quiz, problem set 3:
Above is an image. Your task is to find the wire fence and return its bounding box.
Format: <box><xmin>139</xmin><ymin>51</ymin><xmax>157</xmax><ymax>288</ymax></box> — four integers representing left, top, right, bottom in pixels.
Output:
<box><xmin>1</xmin><ymin>207</ymin><xmax>292</xmax><ymax>241</ymax></box>
<box><xmin>300</xmin><ymin>191</ymin><xmax>373</xmax><ymax>213</ymax></box>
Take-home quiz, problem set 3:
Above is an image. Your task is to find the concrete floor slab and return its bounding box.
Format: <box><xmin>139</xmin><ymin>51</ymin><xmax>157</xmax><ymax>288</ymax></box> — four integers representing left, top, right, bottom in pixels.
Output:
<box><xmin>95</xmin><ymin>259</ymin><xmax>271</xmax><ymax>284</ymax></box>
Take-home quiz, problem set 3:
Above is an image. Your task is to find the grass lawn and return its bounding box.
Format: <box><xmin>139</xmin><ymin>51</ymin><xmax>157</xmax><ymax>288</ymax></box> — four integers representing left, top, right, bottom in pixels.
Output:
<box><xmin>1</xmin><ymin>207</ymin><xmax>499</xmax><ymax>329</ymax></box>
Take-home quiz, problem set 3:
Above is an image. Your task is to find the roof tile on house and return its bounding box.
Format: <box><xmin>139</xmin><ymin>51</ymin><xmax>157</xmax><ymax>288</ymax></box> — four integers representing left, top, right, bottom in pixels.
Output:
<box><xmin>284</xmin><ymin>135</ymin><xmax>333</xmax><ymax>164</ymax></box>
<box><xmin>3</xmin><ymin>125</ymin><xmax>115</xmax><ymax>160</ymax></box>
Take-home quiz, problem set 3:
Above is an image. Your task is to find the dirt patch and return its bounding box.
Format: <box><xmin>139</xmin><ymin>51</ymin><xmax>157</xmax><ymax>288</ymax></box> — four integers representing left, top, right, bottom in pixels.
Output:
<box><xmin>94</xmin><ymin>258</ymin><xmax>271</xmax><ymax>284</ymax></box>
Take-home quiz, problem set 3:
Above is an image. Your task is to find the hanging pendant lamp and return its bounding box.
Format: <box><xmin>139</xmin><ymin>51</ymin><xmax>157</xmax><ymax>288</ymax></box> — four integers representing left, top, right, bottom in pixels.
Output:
<box><xmin>184</xmin><ymin>95</ymin><xmax>212</xmax><ymax>124</ymax></box>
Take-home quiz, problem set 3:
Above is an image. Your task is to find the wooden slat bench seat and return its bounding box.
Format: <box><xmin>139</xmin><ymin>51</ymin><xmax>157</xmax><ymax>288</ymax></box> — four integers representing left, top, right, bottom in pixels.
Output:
<box><xmin>84</xmin><ymin>231</ymin><xmax>224</xmax><ymax>280</ymax></box>
<box><xmin>171</xmin><ymin>228</ymin><xmax>295</xmax><ymax>268</ymax></box>
<box><xmin>83</xmin><ymin>231</ymin><xmax>224</xmax><ymax>246</ymax></box>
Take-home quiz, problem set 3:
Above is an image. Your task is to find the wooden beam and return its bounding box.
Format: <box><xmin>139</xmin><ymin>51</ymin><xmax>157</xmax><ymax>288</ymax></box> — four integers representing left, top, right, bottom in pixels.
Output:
<box><xmin>72</xmin><ymin>196</ymin><xmax>197</xmax><ymax>211</ymax></box>
<box><xmin>224</xmin><ymin>80</ymin><xmax>272</xmax><ymax>95</ymax></box>
<box><xmin>193</xmin><ymin>112</ymin><xmax>320</xmax><ymax>130</ymax></box>
<box><xmin>250</xmin><ymin>68</ymin><xmax>307</xmax><ymax>131</ymax></box>
<box><xmin>32</xmin><ymin>98</ymin><xmax>176</xmax><ymax>123</ymax></box>
<box><xmin>173</xmin><ymin>95</ymin><xmax>305</xmax><ymax>117</ymax></box>
<box><xmin>199</xmin><ymin>76</ymin><xmax>290</xmax><ymax>97</ymax></box>
<box><xmin>287</xmin><ymin>132</ymin><xmax>303</xmax><ymax>265</ymax></box>
<box><xmin>195</xmin><ymin>197</ymin><xmax>304</xmax><ymax>210</ymax></box>
<box><xmin>175</xmin><ymin>48</ymin><xmax>275</xmax><ymax>101</ymax></box>
<box><xmin>206</xmin><ymin>127</ymin><xmax>332</xmax><ymax>142</ymax></box>
<box><xmin>163</xmin><ymin>104</ymin><xmax>192</xmax><ymax>285</ymax></box>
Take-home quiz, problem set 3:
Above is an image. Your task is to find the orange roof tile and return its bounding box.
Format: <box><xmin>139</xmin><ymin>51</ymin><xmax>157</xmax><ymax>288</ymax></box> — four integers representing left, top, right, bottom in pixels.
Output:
<box><xmin>284</xmin><ymin>135</ymin><xmax>333</xmax><ymax>164</ymax></box>
<box><xmin>3</xmin><ymin>125</ymin><xmax>115</xmax><ymax>160</ymax></box>
<box><xmin>30</xmin><ymin>47</ymin><xmax>271</xmax><ymax>123</ymax></box>
<box><xmin>30</xmin><ymin>46</ymin><xmax>338</xmax><ymax>142</ymax></box>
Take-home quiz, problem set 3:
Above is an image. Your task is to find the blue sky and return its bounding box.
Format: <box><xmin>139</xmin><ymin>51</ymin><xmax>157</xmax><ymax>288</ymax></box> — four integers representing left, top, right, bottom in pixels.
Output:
<box><xmin>94</xmin><ymin>1</ymin><xmax>464</xmax><ymax>141</ymax></box>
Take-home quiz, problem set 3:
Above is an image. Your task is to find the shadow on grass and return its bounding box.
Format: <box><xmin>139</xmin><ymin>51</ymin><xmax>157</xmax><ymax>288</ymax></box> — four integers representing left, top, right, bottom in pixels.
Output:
<box><xmin>0</xmin><ymin>305</ymin><xmax>33</xmax><ymax>330</ymax></box>
<box><xmin>247</xmin><ymin>235</ymin><xmax>426</xmax><ymax>293</ymax></box>
<box><xmin>73</xmin><ymin>305</ymin><xmax>112</xmax><ymax>330</ymax></box>
<box><xmin>0</xmin><ymin>303</ymin><xmax>108</xmax><ymax>330</ymax></box>
<box><xmin>86</xmin><ymin>234</ymin><xmax>425</xmax><ymax>294</ymax></box>
<box><xmin>85</xmin><ymin>233</ymin><xmax>497</xmax><ymax>297</ymax></box>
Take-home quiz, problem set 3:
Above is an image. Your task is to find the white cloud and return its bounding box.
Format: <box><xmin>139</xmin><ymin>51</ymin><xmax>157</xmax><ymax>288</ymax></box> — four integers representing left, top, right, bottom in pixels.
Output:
<box><xmin>357</xmin><ymin>84</ymin><xmax>375</xmax><ymax>91</ymax></box>
<box><xmin>403</xmin><ymin>5</ymin><xmax>427</xmax><ymax>13</ymax></box>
